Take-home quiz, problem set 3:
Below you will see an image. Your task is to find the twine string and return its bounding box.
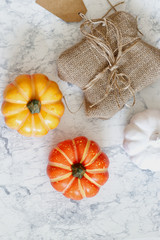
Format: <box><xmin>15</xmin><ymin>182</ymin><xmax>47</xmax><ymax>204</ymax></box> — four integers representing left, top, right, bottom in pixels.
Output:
<box><xmin>80</xmin><ymin>11</ymin><xmax>140</xmax><ymax>109</ymax></box>
<box><xmin>63</xmin><ymin>96</ymin><xmax>84</xmax><ymax>114</ymax></box>
<box><xmin>106</xmin><ymin>0</ymin><xmax>118</xmax><ymax>12</ymax></box>
<box><xmin>103</xmin><ymin>1</ymin><xmax>125</xmax><ymax>17</ymax></box>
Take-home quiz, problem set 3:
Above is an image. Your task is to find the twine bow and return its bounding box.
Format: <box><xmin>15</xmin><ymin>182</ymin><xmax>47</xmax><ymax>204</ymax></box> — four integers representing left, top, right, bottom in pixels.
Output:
<box><xmin>80</xmin><ymin>13</ymin><xmax>140</xmax><ymax>108</ymax></box>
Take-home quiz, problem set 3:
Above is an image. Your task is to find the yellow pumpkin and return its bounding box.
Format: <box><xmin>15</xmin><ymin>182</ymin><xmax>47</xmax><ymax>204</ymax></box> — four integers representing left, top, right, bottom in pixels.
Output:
<box><xmin>1</xmin><ymin>74</ymin><xmax>65</xmax><ymax>137</ymax></box>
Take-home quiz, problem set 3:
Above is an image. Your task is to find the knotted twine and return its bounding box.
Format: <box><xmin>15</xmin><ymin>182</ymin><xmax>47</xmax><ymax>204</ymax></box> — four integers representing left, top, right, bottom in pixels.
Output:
<box><xmin>80</xmin><ymin>13</ymin><xmax>140</xmax><ymax>108</ymax></box>
<box><xmin>58</xmin><ymin>7</ymin><xmax>160</xmax><ymax>119</ymax></box>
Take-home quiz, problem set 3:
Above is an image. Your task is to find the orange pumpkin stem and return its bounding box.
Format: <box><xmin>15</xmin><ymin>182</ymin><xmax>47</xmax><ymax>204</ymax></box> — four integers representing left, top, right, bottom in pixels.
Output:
<box><xmin>27</xmin><ymin>99</ymin><xmax>41</xmax><ymax>114</ymax></box>
<box><xmin>71</xmin><ymin>163</ymin><xmax>86</xmax><ymax>179</ymax></box>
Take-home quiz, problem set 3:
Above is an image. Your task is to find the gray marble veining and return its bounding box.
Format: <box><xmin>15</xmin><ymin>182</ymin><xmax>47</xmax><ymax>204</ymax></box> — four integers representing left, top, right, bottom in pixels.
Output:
<box><xmin>0</xmin><ymin>0</ymin><xmax>160</xmax><ymax>239</ymax></box>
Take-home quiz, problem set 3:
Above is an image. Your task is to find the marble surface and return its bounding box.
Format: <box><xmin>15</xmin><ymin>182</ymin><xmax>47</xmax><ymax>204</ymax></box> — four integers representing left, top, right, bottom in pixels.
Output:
<box><xmin>0</xmin><ymin>0</ymin><xmax>160</xmax><ymax>239</ymax></box>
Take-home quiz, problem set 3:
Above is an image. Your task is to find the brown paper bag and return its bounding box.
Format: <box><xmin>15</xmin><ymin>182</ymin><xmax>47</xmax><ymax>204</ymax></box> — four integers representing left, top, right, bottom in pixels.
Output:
<box><xmin>36</xmin><ymin>0</ymin><xmax>87</xmax><ymax>22</ymax></box>
<box><xmin>58</xmin><ymin>11</ymin><xmax>160</xmax><ymax>119</ymax></box>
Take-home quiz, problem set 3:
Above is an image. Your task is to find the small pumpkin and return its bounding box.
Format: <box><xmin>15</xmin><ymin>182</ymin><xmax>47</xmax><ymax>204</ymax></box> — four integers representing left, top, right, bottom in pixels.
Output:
<box><xmin>47</xmin><ymin>136</ymin><xmax>109</xmax><ymax>200</ymax></box>
<box><xmin>123</xmin><ymin>109</ymin><xmax>160</xmax><ymax>171</ymax></box>
<box><xmin>1</xmin><ymin>74</ymin><xmax>65</xmax><ymax>137</ymax></box>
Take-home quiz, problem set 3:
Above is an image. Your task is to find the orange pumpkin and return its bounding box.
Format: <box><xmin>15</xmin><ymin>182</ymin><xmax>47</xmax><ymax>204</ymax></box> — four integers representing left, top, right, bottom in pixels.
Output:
<box><xmin>47</xmin><ymin>136</ymin><xmax>109</xmax><ymax>200</ymax></box>
<box><xmin>1</xmin><ymin>74</ymin><xmax>65</xmax><ymax>137</ymax></box>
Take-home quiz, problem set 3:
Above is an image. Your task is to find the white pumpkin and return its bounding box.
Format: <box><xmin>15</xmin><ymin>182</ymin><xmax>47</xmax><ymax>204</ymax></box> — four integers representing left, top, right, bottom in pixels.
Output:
<box><xmin>123</xmin><ymin>109</ymin><xmax>160</xmax><ymax>171</ymax></box>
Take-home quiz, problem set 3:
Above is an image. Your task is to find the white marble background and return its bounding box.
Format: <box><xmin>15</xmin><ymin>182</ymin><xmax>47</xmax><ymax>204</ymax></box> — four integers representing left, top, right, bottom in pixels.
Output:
<box><xmin>0</xmin><ymin>0</ymin><xmax>160</xmax><ymax>239</ymax></box>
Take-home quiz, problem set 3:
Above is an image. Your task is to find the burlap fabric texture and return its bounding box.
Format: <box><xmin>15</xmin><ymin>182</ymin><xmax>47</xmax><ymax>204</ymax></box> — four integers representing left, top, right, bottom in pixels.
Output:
<box><xmin>58</xmin><ymin>11</ymin><xmax>160</xmax><ymax>119</ymax></box>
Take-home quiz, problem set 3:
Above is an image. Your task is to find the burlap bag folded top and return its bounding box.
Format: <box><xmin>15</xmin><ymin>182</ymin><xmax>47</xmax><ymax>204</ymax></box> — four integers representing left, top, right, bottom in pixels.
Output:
<box><xmin>58</xmin><ymin>10</ymin><xmax>160</xmax><ymax>119</ymax></box>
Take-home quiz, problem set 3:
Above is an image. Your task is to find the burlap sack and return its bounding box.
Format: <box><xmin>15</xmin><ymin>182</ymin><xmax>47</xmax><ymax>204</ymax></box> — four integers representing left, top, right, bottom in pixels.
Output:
<box><xmin>58</xmin><ymin>11</ymin><xmax>160</xmax><ymax>119</ymax></box>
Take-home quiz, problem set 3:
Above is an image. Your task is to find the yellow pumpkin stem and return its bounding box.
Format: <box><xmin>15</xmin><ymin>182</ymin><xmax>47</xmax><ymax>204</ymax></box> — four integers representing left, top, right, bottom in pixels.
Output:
<box><xmin>27</xmin><ymin>99</ymin><xmax>41</xmax><ymax>114</ymax></box>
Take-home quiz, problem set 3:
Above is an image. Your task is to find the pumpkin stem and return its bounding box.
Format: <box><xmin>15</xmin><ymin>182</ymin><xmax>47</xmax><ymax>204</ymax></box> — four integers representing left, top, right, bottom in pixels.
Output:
<box><xmin>71</xmin><ymin>163</ymin><xmax>86</xmax><ymax>179</ymax></box>
<box><xmin>150</xmin><ymin>132</ymin><xmax>160</xmax><ymax>148</ymax></box>
<box><xmin>150</xmin><ymin>132</ymin><xmax>160</xmax><ymax>141</ymax></box>
<box><xmin>27</xmin><ymin>99</ymin><xmax>41</xmax><ymax>114</ymax></box>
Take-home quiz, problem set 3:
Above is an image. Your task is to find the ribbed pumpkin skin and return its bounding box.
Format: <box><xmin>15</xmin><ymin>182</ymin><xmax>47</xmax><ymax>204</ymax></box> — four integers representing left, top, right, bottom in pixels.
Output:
<box><xmin>47</xmin><ymin>136</ymin><xmax>109</xmax><ymax>200</ymax></box>
<box><xmin>1</xmin><ymin>74</ymin><xmax>65</xmax><ymax>137</ymax></box>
